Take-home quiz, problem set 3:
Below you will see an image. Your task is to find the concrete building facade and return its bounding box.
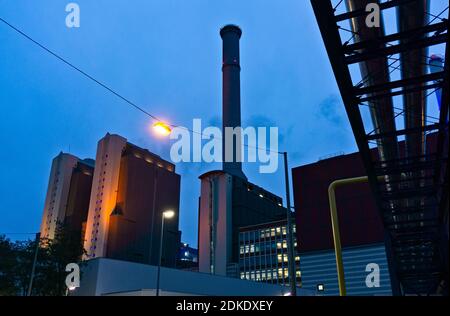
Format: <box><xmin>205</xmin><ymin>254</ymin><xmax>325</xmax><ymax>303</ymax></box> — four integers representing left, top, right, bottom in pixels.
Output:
<box><xmin>84</xmin><ymin>133</ymin><xmax>181</xmax><ymax>267</ymax></box>
<box><xmin>198</xmin><ymin>171</ymin><xmax>286</xmax><ymax>277</ymax></box>
<box><xmin>40</xmin><ymin>152</ymin><xmax>94</xmax><ymax>240</ymax></box>
<box><xmin>72</xmin><ymin>258</ymin><xmax>313</xmax><ymax>296</ymax></box>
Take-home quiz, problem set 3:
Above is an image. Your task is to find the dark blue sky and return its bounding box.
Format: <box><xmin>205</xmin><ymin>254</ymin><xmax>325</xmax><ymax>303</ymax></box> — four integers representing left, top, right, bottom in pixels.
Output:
<box><xmin>0</xmin><ymin>1</ymin><xmax>446</xmax><ymax>246</ymax></box>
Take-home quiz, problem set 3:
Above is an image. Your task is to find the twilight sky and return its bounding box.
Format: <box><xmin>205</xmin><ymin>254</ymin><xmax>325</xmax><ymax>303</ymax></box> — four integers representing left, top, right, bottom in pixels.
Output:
<box><xmin>0</xmin><ymin>0</ymin><xmax>446</xmax><ymax>246</ymax></box>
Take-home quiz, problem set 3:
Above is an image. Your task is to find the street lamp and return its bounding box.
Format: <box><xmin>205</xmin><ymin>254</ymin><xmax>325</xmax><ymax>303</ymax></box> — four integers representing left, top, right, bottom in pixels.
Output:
<box><xmin>156</xmin><ymin>209</ymin><xmax>175</xmax><ymax>296</ymax></box>
<box><xmin>27</xmin><ymin>232</ymin><xmax>40</xmax><ymax>296</ymax></box>
<box><xmin>281</xmin><ymin>151</ymin><xmax>297</xmax><ymax>297</ymax></box>
<box><xmin>65</xmin><ymin>286</ymin><xmax>76</xmax><ymax>296</ymax></box>
<box><xmin>153</xmin><ymin>122</ymin><xmax>172</xmax><ymax>136</ymax></box>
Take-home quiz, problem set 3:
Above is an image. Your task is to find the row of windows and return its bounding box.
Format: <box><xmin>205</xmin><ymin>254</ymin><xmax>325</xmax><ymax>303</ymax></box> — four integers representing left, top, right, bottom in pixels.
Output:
<box><xmin>239</xmin><ymin>240</ymin><xmax>298</xmax><ymax>255</ymax></box>
<box><xmin>240</xmin><ymin>254</ymin><xmax>300</xmax><ymax>268</ymax></box>
<box><xmin>240</xmin><ymin>225</ymin><xmax>297</xmax><ymax>242</ymax></box>
<box><xmin>241</xmin><ymin>240</ymin><xmax>284</xmax><ymax>254</ymax></box>
<box><xmin>240</xmin><ymin>268</ymin><xmax>301</xmax><ymax>282</ymax></box>
<box><xmin>89</xmin><ymin>154</ymin><xmax>109</xmax><ymax>254</ymax></box>
<box><xmin>246</xmin><ymin>186</ymin><xmax>283</xmax><ymax>206</ymax></box>
<box><xmin>133</xmin><ymin>152</ymin><xmax>174</xmax><ymax>172</ymax></box>
<box><xmin>45</xmin><ymin>173</ymin><xmax>61</xmax><ymax>231</ymax></box>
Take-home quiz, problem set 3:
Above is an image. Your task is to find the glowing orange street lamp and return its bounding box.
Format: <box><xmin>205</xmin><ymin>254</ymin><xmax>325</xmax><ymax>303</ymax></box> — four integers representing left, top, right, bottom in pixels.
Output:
<box><xmin>153</xmin><ymin>122</ymin><xmax>172</xmax><ymax>136</ymax></box>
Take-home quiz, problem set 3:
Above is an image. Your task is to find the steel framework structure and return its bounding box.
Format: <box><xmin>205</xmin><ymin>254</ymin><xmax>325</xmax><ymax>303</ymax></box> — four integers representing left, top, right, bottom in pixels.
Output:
<box><xmin>311</xmin><ymin>0</ymin><xmax>449</xmax><ymax>295</ymax></box>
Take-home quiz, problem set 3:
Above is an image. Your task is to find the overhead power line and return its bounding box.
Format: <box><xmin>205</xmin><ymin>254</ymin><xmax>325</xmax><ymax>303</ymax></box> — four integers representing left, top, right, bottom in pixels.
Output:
<box><xmin>0</xmin><ymin>16</ymin><xmax>284</xmax><ymax>154</ymax></box>
<box><xmin>0</xmin><ymin>16</ymin><xmax>161</xmax><ymax>122</ymax></box>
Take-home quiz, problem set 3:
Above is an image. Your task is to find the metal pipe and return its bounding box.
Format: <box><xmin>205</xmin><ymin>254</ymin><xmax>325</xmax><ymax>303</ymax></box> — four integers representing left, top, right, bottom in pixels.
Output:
<box><xmin>397</xmin><ymin>0</ymin><xmax>429</xmax><ymax>163</ymax></box>
<box><xmin>345</xmin><ymin>0</ymin><xmax>400</xmax><ymax>166</ymax></box>
<box><xmin>328</xmin><ymin>176</ymin><xmax>373</xmax><ymax>296</ymax></box>
<box><xmin>328</xmin><ymin>175</ymin><xmax>387</xmax><ymax>296</ymax></box>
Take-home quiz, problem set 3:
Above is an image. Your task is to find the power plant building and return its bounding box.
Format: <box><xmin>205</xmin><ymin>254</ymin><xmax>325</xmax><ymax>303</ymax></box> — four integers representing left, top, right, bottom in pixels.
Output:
<box><xmin>198</xmin><ymin>25</ymin><xmax>289</xmax><ymax>279</ymax></box>
<box><xmin>198</xmin><ymin>171</ymin><xmax>287</xmax><ymax>277</ymax></box>
<box><xmin>83</xmin><ymin>133</ymin><xmax>181</xmax><ymax>267</ymax></box>
<box><xmin>40</xmin><ymin>152</ymin><xmax>94</xmax><ymax>241</ymax></box>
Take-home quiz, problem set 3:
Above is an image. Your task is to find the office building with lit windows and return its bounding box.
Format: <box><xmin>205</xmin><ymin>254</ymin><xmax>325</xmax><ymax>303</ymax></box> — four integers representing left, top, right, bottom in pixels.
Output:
<box><xmin>83</xmin><ymin>133</ymin><xmax>181</xmax><ymax>267</ymax></box>
<box><xmin>40</xmin><ymin>152</ymin><xmax>94</xmax><ymax>241</ymax></box>
<box><xmin>238</xmin><ymin>219</ymin><xmax>301</xmax><ymax>287</ymax></box>
<box><xmin>198</xmin><ymin>171</ymin><xmax>287</xmax><ymax>277</ymax></box>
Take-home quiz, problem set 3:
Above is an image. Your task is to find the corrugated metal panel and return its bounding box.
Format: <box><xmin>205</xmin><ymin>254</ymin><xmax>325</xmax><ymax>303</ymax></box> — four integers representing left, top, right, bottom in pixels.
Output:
<box><xmin>300</xmin><ymin>243</ymin><xmax>392</xmax><ymax>296</ymax></box>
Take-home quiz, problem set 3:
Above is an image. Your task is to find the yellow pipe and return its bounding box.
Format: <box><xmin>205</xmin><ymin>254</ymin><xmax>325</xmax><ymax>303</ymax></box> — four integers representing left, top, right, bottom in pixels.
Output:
<box><xmin>328</xmin><ymin>176</ymin><xmax>370</xmax><ymax>296</ymax></box>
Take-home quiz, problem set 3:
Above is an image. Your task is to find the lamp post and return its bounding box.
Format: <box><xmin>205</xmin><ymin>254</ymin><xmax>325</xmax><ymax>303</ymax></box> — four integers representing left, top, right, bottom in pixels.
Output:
<box><xmin>282</xmin><ymin>151</ymin><xmax>297</xmax><ymax>296</ymax></box>
<box><xmin>156</xmin><ymin>210</ymin><xmax>175</xmax><ymax>296</ymax></box>
<box><xmin>27</xmin><ymin>232</ymin><xmax>40</xmax><ymax>296</ymax></box>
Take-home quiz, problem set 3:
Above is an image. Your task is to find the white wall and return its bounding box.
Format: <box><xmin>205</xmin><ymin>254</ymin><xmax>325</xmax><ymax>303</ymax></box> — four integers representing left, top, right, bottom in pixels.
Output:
<box><xmin>74</xmin><ymin>258</ymin><xmax>295</xmax><ymax>296</ymax></box>
<box><xmin>198</xmin><ymin>171</ymin><xmax>233</xmax><ymax>276</ymax></box>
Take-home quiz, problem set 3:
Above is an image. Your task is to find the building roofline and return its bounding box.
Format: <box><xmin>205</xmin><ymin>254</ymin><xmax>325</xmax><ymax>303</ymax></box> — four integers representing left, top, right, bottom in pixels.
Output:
<box><xmin>198</xmin><ymin>170</ymin><xmax>228</xmax><ymax>179</ymax></box>
<box><xmin>238</xmin><ymin>217</ymin><xmax>293</xmax><ymax>232</ymax></box>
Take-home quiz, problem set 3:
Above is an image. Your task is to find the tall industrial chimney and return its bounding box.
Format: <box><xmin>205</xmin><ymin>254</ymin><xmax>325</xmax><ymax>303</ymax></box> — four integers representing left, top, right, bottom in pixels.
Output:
<box><xmin>220</xmin><ymin>24</ymin><xmax>247</xmax><ymax>179</ymax></box>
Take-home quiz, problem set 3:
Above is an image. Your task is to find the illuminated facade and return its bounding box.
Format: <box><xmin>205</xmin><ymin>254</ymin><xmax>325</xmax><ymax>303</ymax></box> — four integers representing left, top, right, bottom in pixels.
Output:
<box><xmin>238</xmin><ymin>219</ymin><xmax>301</xmax><ymax>287</ymax></box>
<box><xmin>40</xmin><ymin>152</ymin><xmax>94</xmax><ymax>240</ymax></box>
<box><xmin>83</xmin><ymin>133</ymin><xmax>181</xmax><ymax>267</ymax></box>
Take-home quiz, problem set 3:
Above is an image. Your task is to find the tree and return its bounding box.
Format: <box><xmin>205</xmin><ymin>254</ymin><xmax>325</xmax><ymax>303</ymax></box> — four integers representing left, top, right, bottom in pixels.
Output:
<box><xmin>0</xmin><ymin>223</ymin><xmax>85</xmax><ymax>296</ymax></box>
<box><xmin>0</xmin><ymin>235</ymin><xmax>19</xmax><ymax>295</ymax></box>
<box><xmin>30</xmin><ymin>223</ymin><xmax>85</xmax><ymax>296</ymax></box>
